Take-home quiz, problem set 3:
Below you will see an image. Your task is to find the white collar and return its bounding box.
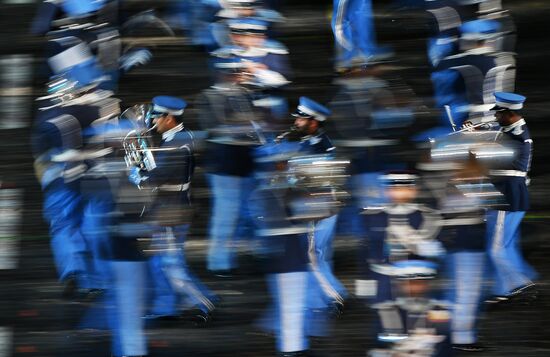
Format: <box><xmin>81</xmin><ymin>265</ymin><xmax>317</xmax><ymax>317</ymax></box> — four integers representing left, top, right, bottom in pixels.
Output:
<box><xmin>501</xmin><ymin>118</ymin><xmax>525</xmax><ymax>132</ymax></box>
<box><xmin>162</xmin><ymin>123</ymin><xmax>184</xmax><ymax>142</ymax></box>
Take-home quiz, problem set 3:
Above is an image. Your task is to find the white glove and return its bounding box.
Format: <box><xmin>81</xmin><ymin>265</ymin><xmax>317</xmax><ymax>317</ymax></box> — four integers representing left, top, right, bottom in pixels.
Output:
<box><xmin>120</xmin><ymin>49</ymin><xmax>152</xmax><ymax>72</ymax></box>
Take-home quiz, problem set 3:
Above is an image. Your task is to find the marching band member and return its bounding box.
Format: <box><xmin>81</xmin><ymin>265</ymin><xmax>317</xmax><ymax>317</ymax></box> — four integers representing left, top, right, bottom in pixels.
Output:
<box><xmin>291</xmin><ymin>97</ymin><xmax>348</xmax><ymax>315</ymax></box>
<box><xmin>360</xmin><ymin>171</ymin><xmax>449</xmax><ymax>355</ymax></box>
<box><xmin>31</xmin><ymin>39</ymin><xmax>116</xmax><ymax>298</ymax></box>
<box><xmin>213</xmin><ymin>17</ymin><xmax>291</xmax><ymax>120</ymax></box>
<box><xmin>31</xmin><ymin>0</ymin><xmax>152</xmax><ymax>90</ymax></box>
<box><xmin>136</xmin><ymin>96</ymin><xmax>217</xmax><ymax>322</ymax></box>
<box><xmin>438</xmin><ymin>161</ymin><xmax>489</xmax><ymax>352</ymax></box>
<box><xmin>197</xmin><ymin>55</ymin><xmax>263</xmax><ymax>276</ymax></box>
<box><xmin>250</xmin><ymin>141</ymin><xmax>311</xmax><ymax>356</ymax></box>
<box><xmin>485</xmin><ymin>92</ymin><xmax>538</xmax><ymax>305</ymax></box>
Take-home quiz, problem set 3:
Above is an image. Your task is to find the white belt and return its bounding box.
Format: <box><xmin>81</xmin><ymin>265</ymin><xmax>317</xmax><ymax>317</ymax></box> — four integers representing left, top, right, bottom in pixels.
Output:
<box><xmin>158</xmin><ymin>183</ymin><xmax>190</xmax><ymax>192</ymax></box>
<box><xmin>442</xmin><ymin>217</ymin><xmax>484</xmax><ymax>226</ymax></box>
<box><xmin>489</xmin><ymin>170</ymin><xmax>527</xmax><ymax>177</ymax></box>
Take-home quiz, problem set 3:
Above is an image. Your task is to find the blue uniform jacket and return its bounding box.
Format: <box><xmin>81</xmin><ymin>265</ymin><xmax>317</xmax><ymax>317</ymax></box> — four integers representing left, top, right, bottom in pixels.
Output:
<box><xmin>299</xmin><ymin>130</ymin><xmax>335</xmax><ymax>155</ymax></box>
<box><xmin>491</xmin><ymin>119</ymin><xmax>532</xmax><ymax>211</ymax></box>
<box><xmin>146</xmin><ymin>125</ymin><xmax>195</xmax><ymax>210</ymax></box>
<box><xmin>197</xmin><ymin>85</ymin><xmax>261</xmax><ymax>177</ymax></box>
<box><xmin>32</xmin><ymin>100</ymin><xmax>105</xmax><ymax>189</ymax></box>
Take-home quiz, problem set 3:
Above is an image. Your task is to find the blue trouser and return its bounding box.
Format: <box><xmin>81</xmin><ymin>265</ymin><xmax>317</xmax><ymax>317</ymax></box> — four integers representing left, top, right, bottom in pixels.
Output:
<box><xmin>307</xmin><ymin>215</ymin><xmax>348</xmax><ymax>309</ymax></box>
<box><xmin>45</xmin><ymin>183</ymin><xmax>108</xmax><ymax>289</ymax></box>
<box><xmin>44</xmin><ymin>184</ymin><xmax>88</xmax><ymax>283</ymax></box>
<box><xmin>447</xmin><ymin>251</ymin><xmax>485</xmax><ymax>345</ymax></box>
<box><xmin>110</xmin><ymin>260</ymin><xmax>148</xmax><ymax>357</ymax></box>
<box><xmin>148</xmin><ymin>225</ymin><xmax>216</xmax><ymax>316</ymax></box>
<box><xmin>207</xmin><ymin>174</ymin><xmax>254</xmax><ymax>271</ymax></box>
<box><xmin>332</xmin><ymin>0</ymin><xmax>382</xmax><ymax>67</ymax></box>
<box><xmin>81</xmin><ymin>193</ymin><xmax>113</xmax><ymax>289</ymax></box>
<box><xmin>486</xmin><ymin>210</ymin><xmax>537</xmax><ymax>296</ymax></box>
<box><xmin>268</xmin><ymin>271</ymin><xmax>310</xmax><ymax>353</ymax></box>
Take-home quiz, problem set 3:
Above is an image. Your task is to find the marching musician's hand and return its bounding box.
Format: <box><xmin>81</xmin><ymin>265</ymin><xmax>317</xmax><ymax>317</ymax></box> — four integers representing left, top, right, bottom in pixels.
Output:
<box><xmin>128</xmin><ymin>167</ymin><xmax>147</xmax><ymax>186</ymax></box>
<box><xmin>461</xmin><ymin>120</ymin><xmax>475</xmax><ymax>131</ymax></box>
<box><xmin>120</xmin><ymin>48</ymin><xmax>152</xmax><ymax>72</ymax></box>
<box><xmin>243</xmin><ymin>61</ymin><xmax>268</xmax><ymax>73</ymax></box>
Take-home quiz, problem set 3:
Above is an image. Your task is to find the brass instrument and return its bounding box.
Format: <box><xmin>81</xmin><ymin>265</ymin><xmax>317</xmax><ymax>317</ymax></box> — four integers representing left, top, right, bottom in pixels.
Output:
<box><xmin>120</xmin><ymin>104</ymin><xmax>157</xmax><ymax>172</ymax></box>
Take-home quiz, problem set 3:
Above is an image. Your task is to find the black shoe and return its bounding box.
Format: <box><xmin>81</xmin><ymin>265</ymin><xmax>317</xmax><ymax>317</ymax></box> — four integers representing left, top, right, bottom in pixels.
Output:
<box><xmin>486</xmin><ymin>284</ymin><xmax>538</xmax><ymax>308</ymax></box>
<box><xmin>509</xmin><ymin>283</ymin><xmax>538</xmax><ymax>302</ymax></box>
<box><xmin>78</xmin><ymin>288</ymin><xmax>105</xmax><ymax>303</ymax></box>
<box><xmin>61</xmin><ymin>275</ymin><xmax>78</xmax><ymax>299</ymax></box>
<box><xmin>452</xmin><ymin>343</ymin><xmax>485</xmax><ymax>352</ymax></box>
<box><xmin>484</xmin><ymin>295</ymin><xmax>510</xmax><ymax>306</ymax></box>
<box><xmin>328</xmin><ymin>300</ymin><xmax>345</xmax><ymax>319</ymax></box>
<box><xmin>180</xmin><ymin>308</ymin><xmax>212</xmax><ymax>326</ymax></box>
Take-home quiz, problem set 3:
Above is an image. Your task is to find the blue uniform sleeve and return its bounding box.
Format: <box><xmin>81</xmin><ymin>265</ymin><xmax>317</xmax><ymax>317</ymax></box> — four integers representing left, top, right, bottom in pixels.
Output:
<box><xmin>263</xmin><ymin>53</ymin><xmax>292</xmax><ymax>80</ymax></box>
<box><xmin>31</xmin><ymin>121</ymin><xmax>62</xmax><ymax>157</ymax></box>
<box><xmin>30</xmin><ymin>1</ymin><xmax>59</xmax><ymax>35</ymax></box>
<box><xmin>511</xmin><ymin>127</ymin><xmax>533</xmax><ymax>172</ymax></box>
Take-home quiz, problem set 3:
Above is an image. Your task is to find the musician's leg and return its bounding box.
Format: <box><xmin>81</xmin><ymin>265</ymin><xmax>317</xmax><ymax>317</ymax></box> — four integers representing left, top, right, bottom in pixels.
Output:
<box><xmin>81</xmin><ymin>184</ymin><xmax>114</xmax><ymax>290</ymax></box>
<box><xmin>313</xmin><ymin>215</ymin><xmax>347</xmax><ymax>302</ymax></box>
<box><xmin>502</xmin><ymin>211</ymin><xmax>536</xmax><ymax>289</ymax></box>
<box><xmin>43</xmin><ymin>184</ymin><xmax>90</xmax><ymax>287</ymax></box>
<box><xmin>207</xmin><ymin>174</ymin><xmax>244</xmax><ymax>272</ymax></box>
<box><xmin>275</xmin><ymin>271</ymin><xmax>309</xmax><ymax>354</ymax></box>
<box><xmin>450</xmin><ymin>251</ymin><xmax>485</xmax><ymax>345</ymax></box>
<box><xmin>110</xmin><ymin>260</ymin><xmax>148</xmax><ymax>357</ymax></box>
<box><xmin>487</xmin><ymin>210</ymin><xmax>531</xmax><ymax>295</ymax></box>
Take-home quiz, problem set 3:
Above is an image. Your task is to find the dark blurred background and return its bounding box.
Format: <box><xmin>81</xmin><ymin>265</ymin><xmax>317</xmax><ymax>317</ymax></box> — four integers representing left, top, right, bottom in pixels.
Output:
<box><xmin>1</xmin><ymin>1</ymin><xmax>549</xmax><ymax>356</ymax></box>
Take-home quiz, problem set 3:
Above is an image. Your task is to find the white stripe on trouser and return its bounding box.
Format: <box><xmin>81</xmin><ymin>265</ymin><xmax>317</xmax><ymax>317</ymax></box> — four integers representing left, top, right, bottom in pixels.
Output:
<box><xmin>277</xmin><ymin>272</ymin><xmax>308</xmax><ymax>353</ymax></box>
<box><xmin>451</xmin><ymin>252</ymin><xmax>484</xmax><ymax>344</ymax></box>
<box><xmin>490</xmin><ymin>211</ymin><xmax>531</xmax><ymax>293</ymax></box>
<box><xmin>334</xmin><ymin>0</ymin><xmax>352</xmax><ymax>50</ymax></box>
<box><xmin>112</xmin><ymin>261</ymin><xmax>147</xmax><ymax>357</ymax></box>
<box><xmin>307</xmin><ymin>221</ymin><xmax>344</xmax><ymax>304</ymax></box>
<box><xmin>162</xmin><ymin>228</ymin><xmax>215</xmax><ymax>311</ymax></box>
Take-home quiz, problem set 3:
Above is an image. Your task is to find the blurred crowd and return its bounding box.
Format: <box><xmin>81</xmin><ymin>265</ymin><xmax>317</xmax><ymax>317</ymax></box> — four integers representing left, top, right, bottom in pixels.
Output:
<box><xmin>28</xmin><ymin>0</ymin><xmax>538</xmax><ymax>356</ymax></box>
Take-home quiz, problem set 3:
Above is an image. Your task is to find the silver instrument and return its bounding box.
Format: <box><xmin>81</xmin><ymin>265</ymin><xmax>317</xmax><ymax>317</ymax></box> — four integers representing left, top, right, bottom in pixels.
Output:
<box><xmin>284</xmin><ymin>154</ymin><xmax>350</xmax><ymax>220</ymax></box>
<box><xmin>430</xmin><ymin>119</ymin><xmax>514</xmax><ymax>163</ymax></box>
<box><xmin>120</xmin><ymin>104</ymin><xmax>157</xmax><ymax>172</ymax></box>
